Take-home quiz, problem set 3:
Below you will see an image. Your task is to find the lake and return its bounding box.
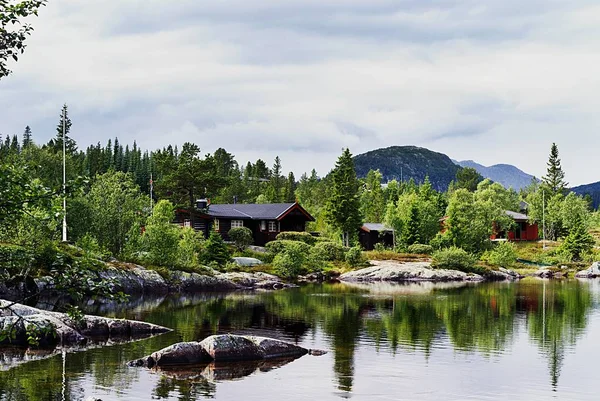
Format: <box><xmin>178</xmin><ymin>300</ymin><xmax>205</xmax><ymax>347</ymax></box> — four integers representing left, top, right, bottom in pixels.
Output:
<box><xmin>1</xmin><ymin>279</ymin><xmax>599</xmax><ymax>400</ymax></box>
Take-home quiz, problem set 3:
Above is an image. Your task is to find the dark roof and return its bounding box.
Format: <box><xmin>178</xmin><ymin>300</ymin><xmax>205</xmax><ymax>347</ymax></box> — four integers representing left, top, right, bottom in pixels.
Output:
<box><xmin>361</xmin><ymin>223</ymin><xmax>394</xmax><ymax>233</ymax></box>
<box><xmin>206</xmin><ymin>203</ymin><xmax>314</xmax><ymax>221</ymax></box>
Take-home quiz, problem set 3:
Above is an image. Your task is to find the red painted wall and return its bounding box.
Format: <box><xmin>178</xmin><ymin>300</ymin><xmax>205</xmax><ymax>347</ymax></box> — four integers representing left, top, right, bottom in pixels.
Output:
<box><xmin>502</xmin><ymin>222</ymin><xmax>539</xmax><ymax>241</ymax></box>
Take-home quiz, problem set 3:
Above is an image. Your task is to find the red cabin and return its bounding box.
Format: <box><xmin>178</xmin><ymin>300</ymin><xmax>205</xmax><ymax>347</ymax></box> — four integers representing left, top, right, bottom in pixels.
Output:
<box><xmin>491</xmin><ymin>210</ymin><xmax>539</xmax><ymax>242</ymax></box>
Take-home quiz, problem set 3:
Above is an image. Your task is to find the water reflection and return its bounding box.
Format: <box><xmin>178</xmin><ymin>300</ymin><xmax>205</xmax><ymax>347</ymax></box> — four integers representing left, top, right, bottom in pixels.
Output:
<box><xmin>0</xmin><ymin>280</ymin><xmax>595</xmax><ymax>400</ymax></box>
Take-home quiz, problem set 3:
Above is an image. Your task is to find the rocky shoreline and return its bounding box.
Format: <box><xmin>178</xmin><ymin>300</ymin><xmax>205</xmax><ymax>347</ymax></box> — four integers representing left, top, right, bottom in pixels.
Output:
<box><xmin>0</xmin><ymin>262</ymin><xmax>294</xmax><ymax>302</ymax></box>
<box><xmin>339</xmin><ymin>260</ymin><xmax>520</xmax><ymax>283</ymax></box>
<box><xmin>0</xmin><ymin>300</ymin><xmax>170</xmax><ymax>347</ymax></box>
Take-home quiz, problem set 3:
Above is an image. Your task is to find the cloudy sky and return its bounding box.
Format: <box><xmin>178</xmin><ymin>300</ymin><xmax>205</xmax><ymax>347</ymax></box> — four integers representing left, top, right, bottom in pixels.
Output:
<box><xmin>1</xmin><ymin>0</ymin><xmax>599</xmax><ymax>185</ymax></box>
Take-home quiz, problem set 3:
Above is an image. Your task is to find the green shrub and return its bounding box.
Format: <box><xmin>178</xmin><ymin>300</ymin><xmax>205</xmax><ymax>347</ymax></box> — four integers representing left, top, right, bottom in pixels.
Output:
<box><xmin>431</xmin><ymin>247</ymin><xmax>477</xmax><ymax>272</ymax></box>
<box><xmin>276</xmin><ymin>231</ymin><xmax>317</xmax><ymax>245</ymax></box>
<box><xmin>76</xmin><ymin>234</ymin><xmax>110</xmax><ymax>260</ymax></box>
<box><xmin>373</xmin><ymin>243</ymin><xmax>387</xmax><ymax>252</ymax></box>
<box><xmin>407</xmin><ymin>243</ymin><xmax>434</xmax><ymax>255</ymax></box>
<box><xmin>33</xmin><ymin>241</ymin><xmax>59</xmax><ymax>272</ymax></box>
<box><xmin>266</xmin><ymin>240</ymin><xmax>311</xmax><ymax>255</ymax></box>
<box><xmin>542</xmin><ymin>248</ymin><xmax>573</xmax><ymax>265</ymax></box>
<box><xmin>177</xmin><ymin>227</ymin><xmax>204</xmax><ymax>268</ymax></box>
<box><xmin>142</xmin><ymin>200</ymin><xmax>180</xmax><ymax>266</ymax></box>
<box><xmin>228</xmin><ymin>227</ymin><xmax>253</xmax><ymax>251</ymax></box>
<box><xmin>482</xmin><ymin>242</ymin><xmax>517</xmax><ymax>267</ymax></box>
<box><xmin>559</xmin><ymin>221</ymin><xmax>595</xmax><ymax>261</ymax></box>
<box><xmin>0</xmin><ymin>243</ymin><xmax>34</xmax><ymax>274</ymax></box>
<box><xmin>203</xmin><ymin>231</ymin><xmax>232</xmax><ymax>267</ymax></box>
<box><xmin>581</xmin><ymin>249</ymin><xmax>600</xmax><ymax>264</ymax></box>
<box><xmin>273</xmin><ymin>247</ymin><xmax>305</xmax><ymax>278</ymax></box>
<box><xmin>429</xmin><ymin>233</ymin><xmax>452</xmax><ymax>250</ymax></box>
<box><xmin>345</xmin><ymin>246</ymin><xmax>366</xmax><ymax>267</ymax></box>
<box><xmin>307</xmin><ymin>246</ymin><xmax>336</xmax><ymax>271</ymax></box>
<box><xmin>313</xmin><ymin>241</ymin><xmax>346</xmax><ymax>261</ymax></box>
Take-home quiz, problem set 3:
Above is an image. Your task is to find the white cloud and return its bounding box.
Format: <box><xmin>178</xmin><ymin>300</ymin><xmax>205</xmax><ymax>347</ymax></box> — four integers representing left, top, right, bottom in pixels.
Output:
<box><xmin>1</xmin><ymin>0</ymin><xmax>600</xmax><ymax>185</ymax></box>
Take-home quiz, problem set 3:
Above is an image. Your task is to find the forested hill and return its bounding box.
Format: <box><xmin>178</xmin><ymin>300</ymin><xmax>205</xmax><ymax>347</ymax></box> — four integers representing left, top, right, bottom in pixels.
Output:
<box><xmin>572</xmin><ymin>182</ymin><xmax>600</xmax><ymax>209</ymax></box>
<box><xmin>353</xmin><ymin>146</ymin><xmax>461</xmax><ymax>192</ymax></box>
<box><xmin>454</xmin><ymin>160</ymin><xmax>535</xmax><ymax>191</ymax></box>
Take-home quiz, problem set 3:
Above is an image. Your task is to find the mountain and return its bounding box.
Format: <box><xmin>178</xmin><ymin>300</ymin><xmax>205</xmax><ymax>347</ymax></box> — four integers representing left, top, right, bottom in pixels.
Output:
<box><xmin>454</xmin><ymin>160</ymin><xmax>536</xmax><ymax>191</ymax></box>
<box><xmin>353</xmin><ymin>146</ymin><xmax>461</xmax><ymax>192</ymax></box>
<box><xmin>571</xmin><ymin>182</ymin><xmax>600</xmax><ymax>209</ymax></box>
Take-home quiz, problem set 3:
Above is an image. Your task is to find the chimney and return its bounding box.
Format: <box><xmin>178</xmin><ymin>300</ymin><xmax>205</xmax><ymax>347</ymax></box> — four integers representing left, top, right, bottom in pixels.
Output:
<box><xmin>196</xmin><ymin>199</ymin><xmax>208</xmax><ymax>210</ymax></box>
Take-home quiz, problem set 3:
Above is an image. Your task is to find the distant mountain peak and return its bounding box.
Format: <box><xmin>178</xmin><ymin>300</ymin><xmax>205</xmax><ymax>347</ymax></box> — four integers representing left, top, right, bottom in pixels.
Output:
<box><xmin>454</xmin><ymin>160</ymin><xmax>535</xmax><ymax>190</ymax></box>
<box><xmin>353</xmin><ymin>146</ymin><xmax>461</xmax><ymax>192</ymax></box>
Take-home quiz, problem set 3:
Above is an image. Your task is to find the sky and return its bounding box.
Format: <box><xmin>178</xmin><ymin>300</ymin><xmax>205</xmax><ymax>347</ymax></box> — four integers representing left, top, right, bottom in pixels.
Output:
<box><xmin>1</xmin><ymin>0</ymin><xmax>600</xmax><ymax>185</ymax></box>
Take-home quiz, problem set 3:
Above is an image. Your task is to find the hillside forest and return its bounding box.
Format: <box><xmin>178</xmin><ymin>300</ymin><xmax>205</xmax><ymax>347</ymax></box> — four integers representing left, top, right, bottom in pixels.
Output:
<box><xmin>1</xmin><ymin>106</ymin><xmax>599</xmax><ymax>284</ymax></box>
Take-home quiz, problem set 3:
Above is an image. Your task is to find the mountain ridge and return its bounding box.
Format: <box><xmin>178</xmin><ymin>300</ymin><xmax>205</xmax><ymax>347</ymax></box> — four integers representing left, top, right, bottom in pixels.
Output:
<box><xmin>353</xmin><ymin>146</ymin><xmax>461</xmax><ymax>192</ymax></box>
<box><xmin>453</xmin><ymin>160</ymin><xmax>536</xmax><ymax>191</ymax></box>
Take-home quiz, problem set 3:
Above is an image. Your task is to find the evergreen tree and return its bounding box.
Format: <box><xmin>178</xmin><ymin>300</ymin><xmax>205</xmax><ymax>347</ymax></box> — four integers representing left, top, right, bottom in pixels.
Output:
<box><xmin>48</xmin><ymin>104</ymin><xmax>77</xmax><ymax>154</ymax></box>
<box><xmin>284</xmin><ymin>172</ymin><xmax>296</xmax><ymax>203</ymax></box>
<box><xmin>449</xmin><ymin>167</ymin><xmax>483</xmax><ymax>192</ymax></box>
<box><xmin>543</xmin><ymin>143</ymin><xmax>568</xmax><ymax>195</ymax></box>
<box><xmin>560</xmin><ymin>213</ymin><xmax>594</xmax><ymax>261</ymax></box>
<box><xmin>22</xmin><ymin>125</ymin><xmax>32</xmax><ymax>148</ymax></box>
<box><xmin>269</xmin><ymin>156</ymin><xmax>284</xmax><ymax>202</ymax></box>
<box><xmin>203</xmin><ymin>230</ymin><xmax>231</xmax><ymax>266</ymax></box>
<box><xmin>325</xmin><ymin>148</ymin><xmax>362</xmax><ymax>247</ymax></box>
<box><xmin>9</xmin><ymin>134</ymin><xmax>19</xmax><ymax>153</ymax></box>
<box><xmin>403</xmin><ymin>203</ymin><xmax>421</xmax><ymax>245</ymax></box>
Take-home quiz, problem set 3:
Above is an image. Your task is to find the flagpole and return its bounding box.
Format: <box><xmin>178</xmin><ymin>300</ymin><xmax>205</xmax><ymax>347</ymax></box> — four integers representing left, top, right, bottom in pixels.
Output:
<box><xmin>62</xmin><ymin>106</ymin><xmax>68</xmax><ymax>242</ymax></box>
<box><xmin>150</xmin><ymin>172</ymin><xmax>154</xmax><ymax>212</ymax></box>
<box><xmin>542</xmin><ymin>189</ymin><xmax>546</xmax><ymax>249</ymax></box>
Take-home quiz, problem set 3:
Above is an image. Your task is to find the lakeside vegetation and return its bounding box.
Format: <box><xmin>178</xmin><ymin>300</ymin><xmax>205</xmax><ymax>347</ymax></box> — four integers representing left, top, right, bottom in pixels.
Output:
<box><xmin>1</xmin><ymin>107</ymin><xmax>599</xmax><ymax>296</ymax></box>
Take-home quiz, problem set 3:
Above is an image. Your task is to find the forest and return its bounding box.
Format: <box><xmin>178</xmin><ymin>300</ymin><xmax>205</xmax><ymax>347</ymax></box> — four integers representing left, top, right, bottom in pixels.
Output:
<box><xmin>1</xmin><ymin>105</ymin><xmax>599</xmax><ymax>287</ymax></box>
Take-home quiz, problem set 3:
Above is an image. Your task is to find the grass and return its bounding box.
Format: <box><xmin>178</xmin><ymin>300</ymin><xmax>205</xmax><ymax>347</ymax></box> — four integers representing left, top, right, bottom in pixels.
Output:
<box><xmin>363</xmin><ymin>250</ymin><xmax>430</xmax><ymax>262</ymax></box>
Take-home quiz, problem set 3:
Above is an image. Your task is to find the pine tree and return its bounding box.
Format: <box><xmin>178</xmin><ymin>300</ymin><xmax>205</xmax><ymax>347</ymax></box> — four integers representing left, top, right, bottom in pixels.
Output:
<box><xmin>9</xmin><ymin>134</ymin><xmax>19</xmax><ymax>154</ymax></box>
<box><xmin>22</xmin><ymin>126</ymin><xmax>32</xmax><ymax>148</ymax></box>
<box><xmin>403</xmin><ymin>203</ymin><xmax>421</xmax><ymax>245</ymax></box>
<box><xmin>203</xmin><ymin>230</ymin><xmax>232</xmax><ymax>266</ymax></box>
<box><xmin>269</xmin><ymin>156</ymin><xmax>284</xmax><ymax>202</ymax></box>
<box><xmin>324</xmin><ymin>148</ymin><xmax>362</xmax><ymax>247</ymax></box>
<box><xmin>561</xmin><ymin>213</ymin><xmax>594</xmax><ymax>260</ymax></box>
<box><xmin>284</xmin><ymin>172</ymin><xmax>296</xmax><ymax>203</ymax></box>
<box><xmin>48</xmin><ymin>104</ymin><xmax>77</xmax><ymax>154</ymax></box>
<box><xmin>543</xmin><ymin>143</ymin><xmax>568</xmax><ymax>195</ymax></box>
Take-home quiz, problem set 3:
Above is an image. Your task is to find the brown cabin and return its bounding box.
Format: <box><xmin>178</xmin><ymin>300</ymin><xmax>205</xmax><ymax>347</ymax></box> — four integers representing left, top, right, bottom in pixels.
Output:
<box><xmin>174</xmin><ymin>201</ymin><xmax>315</xmax><ymax>246</ymax></box>
<box><xmin>359</xmin><ymin>223</ymin><xmax>395</xmax><ymax>250</ymax></box>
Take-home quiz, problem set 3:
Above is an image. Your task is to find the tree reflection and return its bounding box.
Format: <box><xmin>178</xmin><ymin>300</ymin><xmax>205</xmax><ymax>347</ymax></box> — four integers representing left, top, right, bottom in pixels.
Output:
<box><xmin>0</xmin><ymin>280</ymin><xmax>595</xmax><ymax>400</ymax></box>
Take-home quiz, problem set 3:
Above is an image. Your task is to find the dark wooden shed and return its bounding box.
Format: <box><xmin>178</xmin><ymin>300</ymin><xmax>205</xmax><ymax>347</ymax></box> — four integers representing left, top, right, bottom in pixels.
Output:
<box><xmin>359</xmin><ymin>223</ymin><xmax>395</xmax><ymax>250</ymax></box>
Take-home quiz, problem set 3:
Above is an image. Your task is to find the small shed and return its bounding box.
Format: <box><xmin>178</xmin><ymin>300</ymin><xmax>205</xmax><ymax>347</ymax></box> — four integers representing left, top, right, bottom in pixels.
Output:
<box><xmin>359</xmin><ymin>223</ymin><xmax>395</xmax><ymax>250</ymax></box>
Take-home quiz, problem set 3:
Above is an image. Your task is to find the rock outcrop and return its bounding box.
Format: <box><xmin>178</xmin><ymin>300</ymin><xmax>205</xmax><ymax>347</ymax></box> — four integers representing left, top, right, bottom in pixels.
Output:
<box><xmin>8</xmin><ymin>264</ymin><xmax>294</xmax><ymax>302</ymax></box>
<box><xmin>339</xmin><ymin>261</ymin><xmax>485</xmax><ymax>282</ymax></box>
<box><xmin>0</xmin><ymin>300</ymin><xmax>170</xmax><ymax>347</ymax></box>
<box><xmin>485</xmin><ymin>268</ymin><xmax>522</xmax><ymax>281</ymax></box>
<box><xmin>576</xmin><ymin>262</ymin><xmax>600</xmax><ymax>278</ymax></box>
<box><xmin>130</xmin><ymin>334</ymin><xmax>315</xmax><ymax>368</ymax></box>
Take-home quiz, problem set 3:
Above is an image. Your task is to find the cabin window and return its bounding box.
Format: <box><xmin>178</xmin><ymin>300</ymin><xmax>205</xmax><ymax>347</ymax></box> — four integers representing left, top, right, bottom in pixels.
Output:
<box><xmin>260</xmin><ymin>220</ymin><xmax>267</xmax><ymax>231</ymax></box>
<box><xmin>214</xmin><ymin>219</ymin><xmax>220</xmax><ymax>231</ymax></box>
<box><xmin>231</xmin><ymin>220</ymin><xmax>244</xmax><ymax>228</ymax></box>
<box><xmin>268</xmin><ymin>221</ymin><xmax>278</xmax><ymax>232</ymax></box>
<box><xmin>183</xmin><ymin>219</ymin><xmax>191</xmax><ymax>228</ymax></box>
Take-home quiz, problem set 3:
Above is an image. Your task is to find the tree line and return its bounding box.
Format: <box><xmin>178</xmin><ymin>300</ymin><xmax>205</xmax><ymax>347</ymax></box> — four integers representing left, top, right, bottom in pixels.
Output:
<box><xmin>0</xmin><ymin>104</ymin><xmax>597</xmax><ymax>274</ymax></box>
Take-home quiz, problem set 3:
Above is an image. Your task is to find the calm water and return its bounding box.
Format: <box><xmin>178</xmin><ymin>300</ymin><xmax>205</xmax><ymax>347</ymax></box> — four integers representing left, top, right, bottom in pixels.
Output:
<box><xmin>1</xmin><ymin>279</ymin><xmax>600</xmax><ymax>400</ymax></box>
